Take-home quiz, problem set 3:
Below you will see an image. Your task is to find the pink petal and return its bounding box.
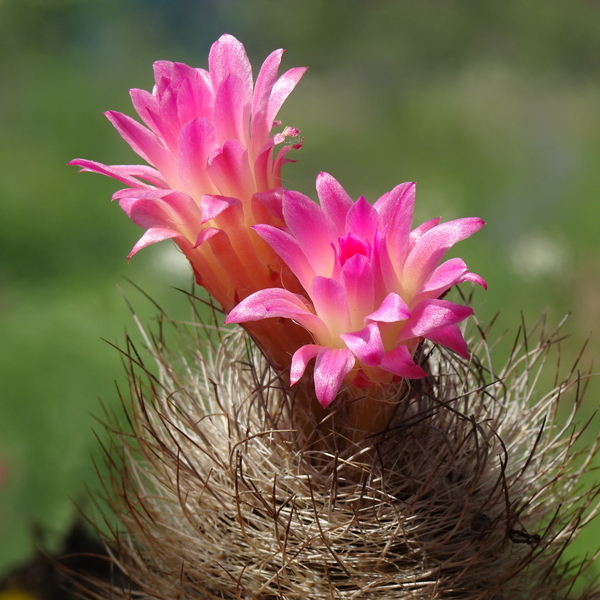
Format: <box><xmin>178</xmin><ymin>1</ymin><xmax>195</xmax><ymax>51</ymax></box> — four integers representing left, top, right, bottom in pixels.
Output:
<box><xmin>367</xmin><ymin>293</ymin><xmax>411</xmax><ymax>323</ymax></box>
<box><xmin>380</xmin><ymin>344</ymin><xmax>427</xmax><ymax>379</ymax></box>
<box><xmin>129</xmin><ymin>88</ymin><xmax>161</xmax><ymax>136</ymax></box>
<box><xmin>461</xmin><ymin>271</ymin><xmax>487</xmax><ymax>290</ymax></box>
<box><xmin>290</xmin><ymin>344</ymin><xmax>322</xmax><ymax>385</ymax></box>
<box><xmin>403</xmin><ymin>218</ymin><xmax>485</xmax><ymax>295</ymax></box>
<box><xmin>283</xmin><ymin>190</ymin><xmax>337</xmax><ymax>276</ymax></box>
<box><xmin>310</xmin><ymin>277</ymin><xmax>352</xmax><ymax>339</ymax></box>
<box><xmin>253</xmin><ymin>223</ymin><xmax>315</xmax><ymax>290</ymax></box>
<box><xmin>69</xmin><ymin>159</ymin><xmax>157</xmax><ymax>189</ymax></box>
<box><xmin>118</xmin><ymin>196</ymin><xmax>172</xmax><ymax>229</ymax></box>
<box><xmin>176</xmin><ymin>69</ymin><xmax>214</xmax><ymax>124</ymax></box>
<box><xmin>346</xmin><ymin>195</ymin><xmax>379</xmax><ymax>240</ymax></box>
<box><xmin>398</xmin><ymin>299</ymin><xmax>473</xmax><ymax>340</ymax></box>
<box><xmin>374</xmin><ymin>182</ymin><xmax>416</xmax><ymax>266</ymax></box>
<box><xmin>206</xmin><ymin>139</ymin><xmax>253</xmax><ymax>200</ymax></box>
<box><xmin>105</xmin><ymin>111</ymin><xmax>176</xmax><ymax>183</ymax></box>
<box><xmin>315</xmin><ymin>172</ymin><xmax>353</xmax><ymax>234</ymax></box>
<box><xmin>313</xmin><ymin>348</ymin><xmax>356</xmax><ymax>407</ymax></box>
<box><xmin>251</xmin><ymin>188</ymin><xmax>284</xmax><ymax>224</ymax></box>
<box><xmin>340</xmin><ymin>323</ymin><xmax>384</xmax><ymax>367</ymax></box>
<box><xmin>408</xmin><ymin>217</ymin><xmax>441</xmax><ymax>253</ymax></box>
<box><xmin>425</xmin><ymin>324</ymin><xmax>470</xmax><ymax>358</ymax></box>
<box><xmin>251</xmin><ymin>48</ymin><xmax>285</xmax><ymax>152</ymax></box>
<box><xmin>225</xmin><ymin>289</ymin><xmax>328</xmax><ymax>340</ymax></box>
<box><xmin>128</xmin><ymin>227</ymin><xmax>180</xmax><ymax>258</ymax></box>
<box><xmin>266</xmin><ymin>66</ymin><xmax>308</xmax><ymax>127</ymax></box>
<box><xmin>178</xmin><ymin>117</ymin><xmax>218</xmax><ymax>197</ymax></box>
<box><xmin>200</xmin><ymin>194</ymin><xmax>240</xmax><ymax>223</ymax></box>
<box><xmin>212</xmin><ymin>74</ymin><xmax>248</xmax><ymax>146</ymax></box>
<box><xmin>415</xmin><ymin>258</ymin><xmax>487</xmax><ymax>302</ymax></box>
<box><xmin>340</xmin><ymin>254</ymin><xmax>374</xmax><ymax>326</ymax></box>
<box><xmin>208</xmin><ymin>34</ymin><xmax>253</xmax><ymax>108</ymax></box>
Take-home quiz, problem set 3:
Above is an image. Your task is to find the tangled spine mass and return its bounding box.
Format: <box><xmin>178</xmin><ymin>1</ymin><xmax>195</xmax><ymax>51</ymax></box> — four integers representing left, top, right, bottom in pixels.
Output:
<box><xmin>89</xmin><ymin>300</ymin><xmax>600</xmax><ymax>600</ymax></box>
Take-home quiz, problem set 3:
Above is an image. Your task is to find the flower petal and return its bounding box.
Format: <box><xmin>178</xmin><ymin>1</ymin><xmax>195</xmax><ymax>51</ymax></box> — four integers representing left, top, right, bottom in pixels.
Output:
<box><xmin>346</xmin><ymin>195</ymin><xmax>379</xmax><ymax>240</ymax></box>
<box><xmin>398</xmin><ymin>299</ymin><xmax>473</xmax><ymax>340</ymax></box>
<box><xmin>315</xmin><ymin>172</ymin><xmax>354</xmax><ymax>234</ymax></box>
<box><xmin>367</xmin><ymin>292</ymin><xmax>411</xmax><ymax>323</ymax></box>
<box><xmin>266</xmin><ymin>66</ymin><xmax>308</xmax><ymax>128</ymax></box>
<box><xmin>380</xmin><ymin>344</ymin><xmax>427</xmax><ymax>378</ymax></box>
<box><xmin>283</xmin><ymin>190</ymin><xmax>337</xmax><ymax>276</ymax></box>
<box><xmin>225</xmin><ymin>289</ymin><xmax>329</xmax><ymax>340</ymax></box>
<box><xmin>310</xmin><ymin>276</ymin><xmax>352</xmax><ymax>340</ymax></box>
<box><xmin>207</xmin><ymin>139</ymin><xmax>253</xmax><ymax>199</ymax></box>
<box><xmin>128</xmin><ymin>227</ymin><xmax>180</xmax><ymax>258</ymax></box>
<box><xmin>208</xmin><ymin>34</ymin><xmax>253</xmax><ymax>108</ymax></box>
<box><xmin>374</xmin><ymin>181</ymin><xmax>416</xmax><ymax>266</ymax></box>
<box><xmin>403</xmin><ymin>217</ymin><xmax>485</xmax><ymax>296</ymax></box>
<box><xmin>313</xmin><ymin>348</ymin><xmax>356</xmax><ymax>407</ymax></box>
<box><xmin>253</xmin><ymin>223</ymin><xmax>315</xmax><ymax>290</ymax></box>
<box><xmin>178</xmin><ymin>117</ymin><xmax>218</xmax><ymax>197</ymax></box>
<box><xmin>340</xmin><ymin>323</ymin><xmax>384</xmax><ymax>367</ymax></box>
<box><xmin>105</xmin><ymin>111</ymin><xmax>176</xmax><ymax>184</ymax></box>
<box><xmin>425</xmin><ymin>324</ymin><xmax>470</xmax><ymax>358</ymax></box>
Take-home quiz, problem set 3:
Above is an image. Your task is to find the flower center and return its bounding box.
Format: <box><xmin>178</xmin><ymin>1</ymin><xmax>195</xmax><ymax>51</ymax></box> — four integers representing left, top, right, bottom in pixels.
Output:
<box><xmin>336</xmin><ymin>233</ymin><xmax>371</xmax><ymax>266</ymax></box>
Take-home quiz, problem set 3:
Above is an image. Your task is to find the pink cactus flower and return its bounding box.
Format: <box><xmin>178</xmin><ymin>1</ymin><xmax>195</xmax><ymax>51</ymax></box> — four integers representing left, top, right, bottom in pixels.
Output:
<box><xmin>70</xmin><ymin>34</ymin><xmax>307</xmax><ymax>315</ymax></box>
<box><xmin>226</xmin><ymin>173</ymin><xmax>486</xmax><ymax>407</ymax></box>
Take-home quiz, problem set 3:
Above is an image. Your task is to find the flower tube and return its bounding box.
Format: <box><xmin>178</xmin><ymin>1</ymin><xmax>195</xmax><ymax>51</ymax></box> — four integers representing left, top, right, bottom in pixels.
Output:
<box><xmin>227</xmin><ymin>173</ymin><xmax>486</xmax><ymax>407</ymax></box>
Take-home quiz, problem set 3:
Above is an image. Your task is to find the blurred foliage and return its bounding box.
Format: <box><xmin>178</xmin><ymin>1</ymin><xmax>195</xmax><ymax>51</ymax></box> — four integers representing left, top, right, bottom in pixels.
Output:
<box><xmin>1</xmin><ymin>0</ymin><xmax>600</xmax><ymax>589</ymax></box>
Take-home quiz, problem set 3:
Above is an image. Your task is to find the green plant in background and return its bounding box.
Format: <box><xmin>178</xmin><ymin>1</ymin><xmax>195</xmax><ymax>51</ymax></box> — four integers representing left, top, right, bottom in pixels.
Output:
<box><xmin>2</xmin><ymin>0</ymin><xmax>600</xmax><ymax>590</ymax></box>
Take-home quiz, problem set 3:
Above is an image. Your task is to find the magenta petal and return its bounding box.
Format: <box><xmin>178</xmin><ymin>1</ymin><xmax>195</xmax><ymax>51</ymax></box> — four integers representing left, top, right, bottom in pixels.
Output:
<box><xmin>283</xmin><ymin>190</ymin><xmax>337</xmax><ymax>276</ymax></box>
<box><xmin>404</xmin><ymin>218</ymin><xmax>485</xmax><ymax>290</ymax></box>
<box><xmin>252</xmin><ymin>188</ymin><xmax>284</xmax><ymax>223</ymax></box>
<box><xmin>176</xmin><ymin>70</ymin><xmax>214</xmax><ymax>124</ymax></box>
<box><xmin>200</xmin><ymin>194</ymin><xmax>240</xmax><ymax>223</ymax></box>
<box><xmin>266</xmin><ymin>66</ymin><xmax>308</xmax><ymax>127</ymax></box>
<box><xmin>426</xmin><ymin>324</ymin><xmax>470</xmax><ymax>358</ymax></box>
<box><xmin>290</xmin><ymin>344</ymin><xmax>322</xmax><ymax>385</ymax></box>
<box><xmin>340</xmin><ymin>323</ymin><xmax>384</xmax><ymax>367</ymax></box>
<box><xmin>346</xmin><ymin>196</ymin><xmax>379</xmax><ymax>240</ymax></box>
<box><xmin>380</xmin><ymin>345</ymin><xmax>427</xmax><ymax>379</ymax></box>
<box><xmin>225</xmin><ymin>289</ymin><xmax>328</xmax><ymax>340</ymax></box>
<box><xmin>69</xmin><ymin>159</ymin><xmax>156</xmax><ymax>189</ymax></box>
<box><xmin>207</xmin><ymin>139</ymin><xmax>253</xmax><ymax>199</ymax></box>
<box><xmin>315</xmin><ymin>172</ymin><xmax>353</xmax><ymax>234</ymax></box>
<box><xmin>253</xmin><ymin>223</ymin><xmax>315</xmax><ymax>290</ymax></box>
<box><xmin>374</xmin><ymin>182</ymin><xmax>416</xmax><ymax>265</ymax></box>
<box><xmin>128</xmin><ymin>227</ymin><xmax>180</xmax><ymax>258</ymax></box>
<box><xmin>310</xmin><ymin>277</ymin><xmax>352</xmax><ymax>336</ymax></box>
<box><xmin>399</xmin><ymin>299</ymin><xmax>473</xmax><ymax>339</ymax></box>
<box><xmin>105</xmin><ymin>111</ymin><xmax>175</xmax><ymax>181</ymax></box>
<box><xmin>130</xmin><ymin>88</ymin><xmax>161</xmax><ymax>135</ymax></box>
<box><xmin>313</xmin><ymin>348</ymin><xmax>356</xmax><ymax>407</ymax></box>
<box><xmin>118</xmin><ymin>196</ymin><xmax>171</xmax><ymax>229</ymax></box>
<box><xmin>208</xmin><ymin>34</ymin><xmax>253</xmax><ymax>107</ymax></box>
<box><xmin>340</xmin><ymin>254</ymin><xmax>374</xmax><ymax>324</ymax></box>
<box><xmin>408</xmin><ymin>217</ymin><xmax>441</xmax><ymax>253</ymax></box>
<box><xmin>416</xmin><ymin>258</ymin><xmax>487</xmax><ymax>301</ymax></box>
<box><xmin>251</xmin><ymin>48</ymin><xmax>284</xmax><ymax>150</ymax></box>
<box><xmin>367</xmin><ymin>293</ymin><xmax>411</xmax><ymax>323</ymax></box>
<box><xmin>418</xmin><ymin>257</ymin><xmax>470</xmax><ymax>297</ymax></box>
<box><xmin>461</xmin><ymin>271</ymin><xmax>487</xmax><ymax>290</ymax></box>
<box><xmin>178</xmin><ymin>117</ymin><xmax>218</xmax><ymax>197</ymax></box>
<box><xmin>213</xmin><ymin>74</ymin><xmax>248</xmax><ymax>145</ymax></box>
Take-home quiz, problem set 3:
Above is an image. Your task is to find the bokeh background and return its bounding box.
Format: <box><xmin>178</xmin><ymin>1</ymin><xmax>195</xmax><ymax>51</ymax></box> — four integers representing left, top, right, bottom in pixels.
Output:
<box><xmin>2</xmin><ymin>0</ymin><xmax>600</xmax><ymax>589</ymax></box>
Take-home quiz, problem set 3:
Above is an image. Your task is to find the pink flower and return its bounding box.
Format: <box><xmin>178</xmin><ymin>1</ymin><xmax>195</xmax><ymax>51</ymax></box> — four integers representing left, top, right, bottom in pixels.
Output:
<box><xmin>70</xmin><ymin>34</ymin><xmax>306</xmax><ymax>314</ymax></box>
<box><xmin>226</xmin><ymin>173</ymin><xmax>486</xmax><ymax>407</ymax></box>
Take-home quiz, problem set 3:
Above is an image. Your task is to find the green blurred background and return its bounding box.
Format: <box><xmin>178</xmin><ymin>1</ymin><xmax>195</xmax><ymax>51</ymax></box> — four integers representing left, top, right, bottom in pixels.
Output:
<box><xmin>2</xmin><ymin>0</ymin><xmax>600</xmax><ymax>586</ymax></box>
